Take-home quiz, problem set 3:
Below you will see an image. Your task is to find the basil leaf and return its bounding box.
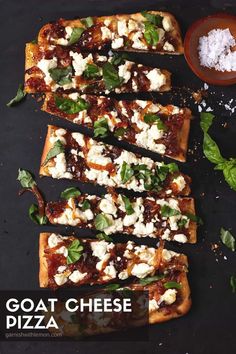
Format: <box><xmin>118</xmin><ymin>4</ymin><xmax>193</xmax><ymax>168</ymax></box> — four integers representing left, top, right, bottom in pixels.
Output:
<box><xmin>230</xmin><ymin>275</ymin><xmax>236</xmax><ymax>293</ymax></box>
<box><xmin>68</xmin><ymin>27</ymin><xmax>84</xmax><ymax>45</ymax></box>
<box><xmin>122</xmin><ymin>195</ymin><xmax>134</xmax><ymax>215</ymax></box>
<box><xmin>29</xmin><ymin>204</ymin><xmax>47</xmax><ymax>225</ymax></box>
<box><xmin>55</xmin><ymin>95</ymin><xmax>89</xmax><ymax>114</ymax></box>
<box><xmin>60</xmin><ymin>187</ymin><xmax>81</xmax><ymax>200</ymax></box>
<box><xmin>203</xmin><ymin>133</ymin><xmax>225</xmax><ymax>164</ymax></box>
<box><xmin>177</xmin><ymin>218</ymin><xmax>188</xmax><ymax>228</ymax></box>
<box><xmin>143</xmin><ymin>113</ymin><xmax>167</xmax><ymax>130</ymax></box>
<box><xmin>105</xmin><ymin>284</ymin><xmax>120</xmax><ymax>291</ymax></box>
<box><xmin>164</xmin><ymin>281</ymin><xmax>182</xmax><ymax>289</ymax></box>
<box><xmin>17</xmin><ymin>169</ymin><xmax>36</xmax><ymax>189</ymax></box>
<box><xmin>220</xmin><ymin>228</ymin><xmax>235</xmax><ymax>251</ymax></box>
<box><xmin>139</xmin><ymin>275</ymin><xmax>164</xmax><ymax>286</ymax></box>
<box><xmin>83</xmin><ymin>63</ymin><xmax>101</xmax><ymax>79</ymax></box>
<box><xmin>110</xmin><ymin>53</ymin><xmax>130</xmax><ymax>66</ymax></box>
<box><xmin>200</xmin><ymin>112</ymin><xmax>215</xmax><ymax>133</ymax></box>
<box><xmin>141</xmin><ymin>11</ymin><xmax>163</xmax><ymax>26</ymax></box>
<box><xmin>185</xmin><ymin>213</ymin><xmax>203</xmax><ymax>225</ymax></box>
<box><xmin>94</xmin><ymin>117</ymin><xmax>109</xmax><ymax>138</ymax></box>
<box><xmin>7</xmin><ymin>84</ymin><xmax>26</xmax><ymax>107</ymax></box>
<box><xmin>222</xmin><ymin>160</ymin><xmax>236</xmax><ymax>191</ymax></box>
<box><xmin>81</xmin><ymin>200</ymin><xmax>90</xmax><ymax>211</ymax></box>
<box><xmin>102</xmin><ymin>62</ymin><xmax>123</xmax><ymax>90</ymax></box>
<box><xmin>120</xmin><ymin>162</ymin><xmax>134</xmax><ymax>183</ymax></box>
<box><xmin>43</xmin><ymin>140</ymin><xmax>65</xmax><ymax>166</ymax></box>
<box><xmin>49</xmin><ymin>66</ymin><xmax>72</xmax><ymax>85</ymax></box>
<box><xmin>114</xmin><ymin>127</ymin><xmax>126</xmax><ymax>138</ymax></box>
<box><xmin>144</xmin><ymin>22</ymin><xmax>159</xmax><ymax>46</ymax></box>
<box><xmin>67</xmin><ymin>239</ymin><xmax>84</xmax><ymax>264</ymax></box>
<box><xmin>81</xmin><ymin>16</ymin><xmax>94</xmax><ymax>28</ymax></box>
<box><xmin>161</xmin><ymin>205</ymin><xmax>180</xmax><ymax>217</ymax></box>
<box><xmin>166</xmin><ymin>163</ymin><xmax>179</xmax><ymax>173</ymax></box>
<box><xmin>94</xmin><ymin>213</ymin><xmax>112</xmax><ymax>231</ymax></box>
<box><xmin>96</xmin><ymin>232</ymin><xmax>113</xmax><ymax>242</ymax></box>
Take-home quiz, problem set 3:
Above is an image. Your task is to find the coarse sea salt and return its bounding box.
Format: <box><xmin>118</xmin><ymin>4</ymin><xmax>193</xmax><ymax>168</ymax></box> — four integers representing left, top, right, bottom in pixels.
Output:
<box><xmin>198</xmin><ymin>28</ymin><xmax>236</xmax><ymax>72</ymax></box>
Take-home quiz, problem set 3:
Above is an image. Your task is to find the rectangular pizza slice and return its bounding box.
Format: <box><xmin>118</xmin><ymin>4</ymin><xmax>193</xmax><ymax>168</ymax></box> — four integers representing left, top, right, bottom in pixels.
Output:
<box><xmin>39</xmin><ymin>125</ymin><xmax>191</xmax><ymax>196</ymax></box>
<box><xmin>24</xmin><ymin>43</ymin><xmax>171</xmax><ymax>94</ymax></box>
<box><xmin>42</xmin><ymin>93</ymin><xmax>191</xmax><ymax>161</ymax></box>
<box><xmin>46</xmin><ymin>192</ymin><xmax>197</xmax><ymax>243</ymax></box>
<box><xmin>37</xmin><ymin>11</ymin><xmax>184</xmax><ymax>55</ymax></box>
<box><xmin>39</xmin><ymin>233</ymin><xmax>190</xmax><ymax>293</ymax></box>
<box><xmin>43</xmin><ymin>257</ymin><xmax>191</xmax><ymax>336</ymax></box>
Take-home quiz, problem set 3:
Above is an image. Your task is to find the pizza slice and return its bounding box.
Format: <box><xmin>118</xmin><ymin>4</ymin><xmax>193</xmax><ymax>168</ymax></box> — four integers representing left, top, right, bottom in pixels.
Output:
<box><xmin>43</xmin><ymin>255</ymin><xmax>191</xmax><ymax>336</ymax></box>
<box><xmin>42</xmin><ymin>93</ymin><xmax>191</xmax><ymax>162</ymax></box>
<box><xmin>46</xmin><ymin>192</ymin><xmax>197</xmax><ymax>243</ymax></box>
<box><xmin>24</xmin><ymin>43</ymin><xmax>171</xmax><ymax>94</ymax></box>
<box><xmin>37</xmin><ymin>11</ymin><xmax>184</xmax><ymax>55</ymax></box>
<box><xmin>39</xmin><ymin>232</ymin><xmax>190</xmax><ymax>292</ymax></box>
<box><xmin>39</xmin><ymin>125</ymin><xmax>191</xmax><ymax>196</ymax></box>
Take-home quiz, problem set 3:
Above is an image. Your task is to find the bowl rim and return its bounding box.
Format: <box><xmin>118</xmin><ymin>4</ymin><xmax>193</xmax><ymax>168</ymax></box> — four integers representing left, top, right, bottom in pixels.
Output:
<box><xmin>184</xmin><ymin>12</ymin><xmax>236</xmax><ymax>86</ymax></box>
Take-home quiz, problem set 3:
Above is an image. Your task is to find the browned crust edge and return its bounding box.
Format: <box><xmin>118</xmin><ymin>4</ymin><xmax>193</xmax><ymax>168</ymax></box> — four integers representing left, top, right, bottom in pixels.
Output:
<box><xmin>39</xmin><ymin>232</ymin><xmax>50</xmax><ymax>287</ymax></box>
<box><xmin>38</xmin><ymin>11</ymin><xmax>183</xmax><ymax>54</ymax></box>
<box><xmin>187</xmin><ymin>198</ymin><xmax>197</xmax><ymax>244</ymax></box>
<box><xmin>39</xmin><ymin>125</ymin><xmax>55</xmax><ymax>176</ymax></box>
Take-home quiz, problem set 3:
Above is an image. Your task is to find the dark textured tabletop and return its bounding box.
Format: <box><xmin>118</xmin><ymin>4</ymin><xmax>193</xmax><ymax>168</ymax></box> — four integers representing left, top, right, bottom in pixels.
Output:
<box><xmin>0</xmin><ymin>0</ymin><xmax>236</xmax><ymax>353</ymax></box>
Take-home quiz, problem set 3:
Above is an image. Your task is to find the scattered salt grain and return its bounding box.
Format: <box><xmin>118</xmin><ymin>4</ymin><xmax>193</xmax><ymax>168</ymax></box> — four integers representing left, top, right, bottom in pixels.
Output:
<box><xmin>198</xmin><ymin>28</ymin><xmax>236</xmax><ymax>72</ymax></box>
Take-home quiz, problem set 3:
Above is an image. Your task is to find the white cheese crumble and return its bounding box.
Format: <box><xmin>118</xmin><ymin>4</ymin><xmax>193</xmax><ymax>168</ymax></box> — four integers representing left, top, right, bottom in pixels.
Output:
<box><xmin>146</xmin><ymin>69</ymin><xmax>166</xmax><ymax>91</ymax></box>
<box><xmin>71</xmin><ymin>132</ymin><xmax>85</xmax><ymax>147</ymax></box>
<box><xmin>173</xmin><ymin>233</ymin><xmax>188</xmax><ymax>243</ymax></box>
<box><xmin>131</xmin><ymin>263</ymin><xmax>154</xmax><ymax>278</ymax></box>
<box><xmin>48</xmin><ymin>153</ymin><xmax>73</xmax><ymax>179</ymax></box>
<box><xmin>70</xmin><ymin>52</ymin><xmax>93</xmax><ymax>76</ymax></box>
<box><xmin>162</xmin><ymin>249</ymin><xmax>179</xmax><ymax>262</ymax></box>
<box><xmin>112</xmin><ymin>37</ymin><xmax>124</xmax><ymax>49</ymax></box>
<box><xmin>132</xmin><ymin>31</ymin><xmax>147</xmax><ymax>50</ymax></box>
<box><xmin>163</xmin><ymin>41</ymin><xmax>175</xmax><ymax>52</ymax></box>
<box><xmin>172</xmin><ymin>175</ymin><xmax>186</xmax><ymax>192</ymax></box>
<box><xmin>117</xmin><ymin>20</ymin><xmax>128</xmax><ymax>36</ymax></box>
<box><xmin>101</xmin><ymin>26</ymin><xmax>112</xmax><ymax>40</ymax></box>
<box><xmin>149</xmin><ymin>299</ymin><xmax>159</xmax><ymax>312</ymax></box>
<box><xmin>162</xmin><ymin>16</ymin><xmax>173</xmax><ymax>32</ymax></box>
<box><xmin>54</xmin><ymin>272</ymin><xmax>69</xmax><ymax>286</ymax></box>
<box><xmin>48</xmin><ymin>233</ymin><xmax>63</xmax><ymax>248</ymax></box>
<box><xmin>37</xmin><ymin>58</ymin><xmax>57</xmax><ymax>85</ymax></box>
<box><xmin>69</xmin><ymin>270</ymin><xmax>87</xmax><ymax>283</ymax></box>
<box><xmin>160</xmin><ymin>289</ymin><xmax>177</xmax><ymax>305</ymax></box>
<box><xmin>118</xmin><ymin>61</ymin><xmax>133</xmax><ymax>83</ymax></box>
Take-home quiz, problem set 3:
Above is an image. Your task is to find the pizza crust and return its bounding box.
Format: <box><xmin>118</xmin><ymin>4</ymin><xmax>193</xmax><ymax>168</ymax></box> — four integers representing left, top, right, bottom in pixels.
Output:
<box><xmin>39</xmin><ymin>125</ymin><xmax>55</xmax><ymax>177</ymax></box>
<box><xmin>39</xmin><ymin>232</ymin><xmax>50</xmax><ymax>288</ymax></box>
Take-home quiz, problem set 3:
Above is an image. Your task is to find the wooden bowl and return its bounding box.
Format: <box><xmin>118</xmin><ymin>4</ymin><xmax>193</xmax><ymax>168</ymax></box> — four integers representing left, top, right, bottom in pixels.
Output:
<box><xmin>184</xmin><ymin>13</ymin><xmax>236</xmax><ymax>85</ymax></box>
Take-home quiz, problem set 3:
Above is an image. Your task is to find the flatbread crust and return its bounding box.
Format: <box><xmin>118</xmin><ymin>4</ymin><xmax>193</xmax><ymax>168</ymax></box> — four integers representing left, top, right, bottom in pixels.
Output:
<box><xmin>37</xmin><ymin>11</ymin><xmax>183</xmax><ymax>54</ymax></box>
<box><xmin>188</xmin><ymin>198</ymin><xmax>197</xmax><ymax>243</ymax></box>
<box><xmin>39</xmin><ymin>232</ymin><xmax>50</xmax><ymax>287</ymax></box>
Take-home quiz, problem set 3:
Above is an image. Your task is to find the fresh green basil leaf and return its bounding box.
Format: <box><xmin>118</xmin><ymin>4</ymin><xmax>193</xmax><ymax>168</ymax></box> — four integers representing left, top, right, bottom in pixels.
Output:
<box><xmin>139</xmin><ymin>275</ymin><xmax>164</xmax><ymax>286</ymax></box>
<box><xmin>31</xmin><ymin>39</ymin><xmax>38</xmax><ymax>44</ymax></box>
<box><xmin>60</xmin><ymin>187</ymin><xmax>81</xmax><ymax>200</ymax></box>
<box><xmin>161</xmin><ymin>205</ymin><xmax>180</xmax><ymax>217</ymax></box>
<box><xmin>81</xmin><ymin>200</ymin><xmax>91</xmax><ymax>211</ymax></box>
<box><xmin>94</xmin><ymin>213</ymin><xmax>112</xmax><ymax>231</ymax></box>
<box><xmin>177</xmin><ymin>218</ymin><xmax>188</xmax><ymax>228</ymax></box>
<box><xmin>67</xmin><ymin>239</ymin><xmax>84</xmax><ymax>264</ymax></box>
<box><xmin>29</xmin><ymin>204</ymin><xmax>47</xmax><ymax>225</ymax></box>
<box><xmin>110</xmin><ymin>53</ymin><xmax>131</xmax><ymax>66</ymax></box>
<box><xmin>68</xmin><ymin>27</ymin><xmax>84</xmax><ymax>45</ymax></box>
<box><xmin>203</xmin><ymin>132</ymin><xmax>225</xmax><ymax>164</ymax></box>
<box><xmin>222</xmin><ymin>160</ymin><xmax>236</xmax><ymax>191</ymax></box>
<box><xmin>55</xmin><ymin>95</ymin><xmax>89</xmax><ymax>114</ymax></box>
<box><xmin>102</xmin><ymin>62</ymin><xmax>123</xmax><ymax>90</ymax></box>
<box><xmin>144</xmin><ymin>22</ymin><xmax>159</xmax><ymax>46</ymax></box>
<box><xmin>184</xmin><ymin>212</ymin><xmax>203</xmax><ymax>225</ymax></box>
<box><xmin>144</xmin><ymin>113</ymin><xmax>167</xmax><ymax>130</ymax></box>
<box><xmin>81</xmin><ymin>16</ymin><xmax>94</xmax><ymax>28</ymax></box>
<box><xmin>17</xmin><ymin>169</ymin><xmax>36</xmax><ymax>189</ymax></box>
<box><xmin>200</xmin><ymin>112</ymin><xmax>215</xmax><ymax>133</ymax></box>
<box><xmin>7</xmin><ymin>84</ymin><xmax>26</xmax><ymax>107</ymax></box>
<box><xmin>166</xmin><ymin>162</ymin><xmax>179</xmax><ymax>173</ymax></box>
<box><xmin>220</xmin><ymin>228</ymin><xmax>235</xmax><ymax>251</ymax></box>
<box><xmin>141</xmin><ymin>11</ymin><xmax>163</xmax><ymax>26</ymax></box>
<box><xmin>105</xmin><ymin>283</ymin><xmax>120</xmax><ymax>291</ymax></box>
<box><xmin>49</xmin><ymin>66</ymin><xmax>72</xmax><ymax>85</ymax></box>
<box><xmin>114</xmin><ymin>127</ymin><xmax>126</xmax><ymax>138</ymax></box>
<box><xmin>94</xmin><ymin>117</ymin><xmax>109</xmax><ymax>138</ymax></box>
<box><xmin>120</xmin><ymin>162</ymin><xmax>134</xmax><ymax>183</ymax></box>
<box><xmin>96</xmin><ymin>232</ymin><xmax>113</xmax><ymax>242</ymax></box>
<box><xmin>43</xmin><ymin>140</ymin><xmax>65</xmax><ymax>166</ymax></box>
<box><xmin>83</xmin><ymin>63</ymin><xmax>101</xmax><ymax>79</ymax></box>
<box><xmin>122</xmin><ymin>195</ymin><xmax>135</xmax><ymax>215</ymax></box>
<box><xmin>230</xmin><ymin>275</ymin><xmax>236</xmax><ymax>293</ymax></box>
<box><xmin>164</xmin><ymin>281</ymin><xmax>182</xmax><ymax>289</ymax></box>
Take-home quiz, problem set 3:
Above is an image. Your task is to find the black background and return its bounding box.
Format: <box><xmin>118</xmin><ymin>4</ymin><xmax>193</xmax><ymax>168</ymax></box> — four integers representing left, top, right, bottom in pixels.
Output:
<box><xmin>0</xmin><ymin>0</ymin><xmax>236</xmax><ymax>353</ymax></box>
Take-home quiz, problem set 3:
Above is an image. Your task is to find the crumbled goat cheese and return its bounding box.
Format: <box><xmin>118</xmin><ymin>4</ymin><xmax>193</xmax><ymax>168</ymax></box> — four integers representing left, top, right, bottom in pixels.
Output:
<box><xmin>70</xmin><ymin>52</ymin><xmax>93</xmax><ymax>76</ymax></box>
<box><xmin>163</xmin><ymin>41</ymin><xmax>175</xmax><ymax>52</ymax></box>
<box><xmin>118</xmin><ymin>61</ymin><xmax>133</xmax><ymax>83</ymax></box>
<box><xmin>112</xmin><ymin>37</ymin><xmax>124</xmax><ymax>49</ymax></box>
<box><xmin>101</xmin><ymin>26</ymin><xmax>112</xmax><ymax>40</ymax></box>
<box><xmin>162</xmin><ymin>16</ymin><xmax>173</xmax><ymax>32</ymax></box>
<box><xmin>69</xmin><ymin>270</ymin><xmax>87</xmax><ymax>283</ymax></box>
<box><xmin>146</xmin><ymin>69</ymin><xmax>166</xmax><ymax>90</ymax></box>
<box><xmin>173</xmin><ymin>233</ymin><xmax>188</xmax><ymax>243</ymax></box>
<box><xmin>117</xmin><ymin>20</ymin><xmax>128</xmax><ymax>36</ymax></box>
<box><xmin>160</xmin><ymin>289</ymin><xmax>177</xmax><ymax>305</ymax></box>
<box><xmin>131</xmin><ymin>263</ymin><xmax>154</xmax><ymax>278</ymax></box>
<box><xmin>132</xmin><ymin>31</ymin><xmax>147</xmax><ymax>50</ymax></box>
<box><xmin>38</xmin><ymin>58</ymin><xmax>57</xmax><ymax>85</ymax></box>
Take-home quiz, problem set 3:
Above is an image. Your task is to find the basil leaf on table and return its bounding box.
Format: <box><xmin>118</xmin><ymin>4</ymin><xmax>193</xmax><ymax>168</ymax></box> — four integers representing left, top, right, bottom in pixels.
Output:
<box><xmin>17</xmin><ymin>169</ymin><xmax>36</xmax><ymax>189</ymax></box>
<box><xmin>122</xmin><ymin>195</ymin><xmax>135</xmax><ymax>215</ymax></box>
<box><xmin>94</xmin><ymin>117</ymin><xmax>109</xmax><ymax>138</ymax></box>
<box><xmin>96</xmin><ymin>232</ymin><xmax>113</xmax><ymax>242</ymax></box>
<box><xmin>141</xmin><ymin>11</ymin><xmax>163</xmax><ymax>26</ymax></box>
<box><xmin>68</xmin><ymin>27</ymin><xmax>84</xmax><ymax>45</ymax></box>
<box><xmin>7</xmin><ymin>84</ymin><xmax>26</xmax><ymax>107</ymax></box>
<box><xmin>164</xmin><ymin>281</ymin><xmax>182</xmax><ymax>289</ymax></box>
<box><xmin>43</xmin><ymin>140</ymin><xmax>65</xmax><ymax>166</ymax></box>
<box><xmin>203</xmin><ymin>133</ymin><xmax>225</xmax><ymax>165</ymax></box>
<box><xmin>143</xmin><ymin>22</ymin><xmax>159</xmax><ymax>46</ymax></box>
<box><xmin>60</xmin><ymin>187</ymin><xmax>81</xmax><ymax>200</ymax></box>
<box><xmin>139</xmin><ymin>275</ymin><xmax>164</xmax><ymax>286</ymax></box>
<box><xmin>67</xmin><ymin>239</ymin><xmax>84</xmax><ymax>264</ymax></box>
<box><xmin>95</xmin><ymin>213</ymin><xmax>112</xmax><ymax>231</ymax></box>
<box><xmin>220</xmin><ymin>228</ymin><xmax>235</xmax><ymax>251</ymax></box>
<box><xmin>55</xmin><ymin>95</ymin><xmax>89</xmax><ymax>114</ymax></box>
<box><xmin>29</xmin><ymin>204</ymin><xmax>47</xmax><ymax>225</ymax></box>
<box><xmin>49</xmin><ymin>66</ymin><xmax>72</xmax><ymax>85</ymax></box>
<box><xmin>102</xmin><ymin>62</ymin><xmax>123</xmax><ymax>90</ymax></box>
<box><xmin>120</xmin><ymin>162</ymin><xmax>134</xmax><ymax>183</ymax></box>
<box><xmin>230</xmin><ymin>275</ymin><xmax>236</xmax><ymax>293</ymax></box>
<box><xmin>81</xmin><ymin>200</ymin><xmax>91</xmax><ymax>211</ymax></box>
<box><xmin>222</xmin><ymin>160</ymin><xmax>236</xmax><ymax>192</ymax></box>
<box><xmin>200</xmin><ymin>112</ymin><xmax>215</xmax><ymax>133</ymax></box>
<box><xmin>81</xmin><ymin>16</ymin><xmax>94</xmax><ymax>28</ymax></box>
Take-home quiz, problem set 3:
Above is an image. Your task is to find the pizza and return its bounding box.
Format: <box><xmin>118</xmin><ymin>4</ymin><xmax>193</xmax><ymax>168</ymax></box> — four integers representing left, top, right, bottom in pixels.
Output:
<box><xmin>37</xmin><ymin>11</ymin><xmax>184</xmax><ymax>55</ymax></box>
<box><xmin>39</xmin><ymin>233</ymin><xmax>190</xmax><ymax>292</ymax></box>
<box><xmin>46</xmin><ymin>192</ymin><xmax>197</xmax><ymax>243</ymax></box>
<box><xmin>43</xmin><ymin>253</ymin><xmax>191</xmax><ymax>336</ymax></box>
<box><xmin>24</xmin><ymin>43</ymin><xmax>171</xmax><ymax>94</ymax></box>
<box><xmin>42</xmin><ymin>93</ymin><xmax>191</xmax><ymax>161</ymax></box>
<box><xmin>39</xmin><ymin>125</ymin><xmax>191</xmax><ymax>195</ymax></box>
